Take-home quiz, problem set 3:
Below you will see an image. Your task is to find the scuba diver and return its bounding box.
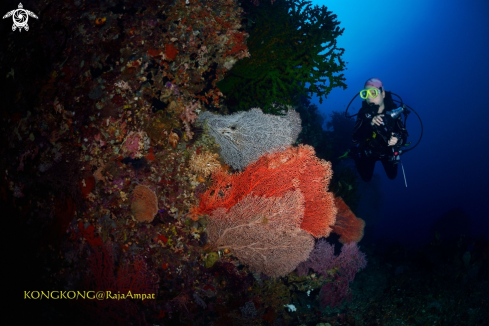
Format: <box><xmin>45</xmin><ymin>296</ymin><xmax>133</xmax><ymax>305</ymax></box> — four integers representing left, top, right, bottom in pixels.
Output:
<box><xmin>348</xmin><ymin>78</ymin><xmax>409</xmax><ymax>182</ymax></box>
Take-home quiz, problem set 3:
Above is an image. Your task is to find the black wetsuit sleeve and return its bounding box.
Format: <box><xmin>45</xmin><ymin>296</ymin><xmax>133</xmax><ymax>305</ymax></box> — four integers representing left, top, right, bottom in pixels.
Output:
<box><xmin>352</xmin><ymin>113</ymin><xmax>373</xmax><ymax>146</ymax></box>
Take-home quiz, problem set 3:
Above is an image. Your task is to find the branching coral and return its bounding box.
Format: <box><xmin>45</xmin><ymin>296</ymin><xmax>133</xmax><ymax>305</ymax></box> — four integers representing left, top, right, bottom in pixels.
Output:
<box><xmin>217</xmin><ymin>0</ymin><xmax>347</xmax><ymax>113</ymax></box>
<box><xmin>296</xmin><ymin>238</ymin><xmax>335</xmax><ymax>277</ymax></box>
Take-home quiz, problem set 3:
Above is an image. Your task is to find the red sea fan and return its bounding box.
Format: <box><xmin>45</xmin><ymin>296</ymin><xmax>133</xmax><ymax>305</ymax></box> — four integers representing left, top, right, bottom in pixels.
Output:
<box><xmin>79</xmin><ymin>243</ymin><xmax>159</xmax><ymax>325</ymax></box>
<box><xmin>332</xmin><ymin>197</ymin><xmax>365</xmax><ymax>244</ymax></box>
<box><xmin>190</xmin><ymin>145</ymin><xmax>336</xmax><ymax>238</ymax></box>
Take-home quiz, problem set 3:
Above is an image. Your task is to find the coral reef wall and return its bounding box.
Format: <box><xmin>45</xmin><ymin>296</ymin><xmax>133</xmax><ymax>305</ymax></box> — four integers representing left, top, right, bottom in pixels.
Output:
<box><xmin>0</xmin><ymin>1</ymin><xmax>369</xmax><ymax>325</ymax></box>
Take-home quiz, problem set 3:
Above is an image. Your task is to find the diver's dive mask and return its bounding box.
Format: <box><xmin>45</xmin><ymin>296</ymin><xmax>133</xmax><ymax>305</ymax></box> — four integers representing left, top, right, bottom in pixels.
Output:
<box><xmin>360</xmin><ymin>88</ymin><xmax>382</xmax><ymax>99</ymax></box>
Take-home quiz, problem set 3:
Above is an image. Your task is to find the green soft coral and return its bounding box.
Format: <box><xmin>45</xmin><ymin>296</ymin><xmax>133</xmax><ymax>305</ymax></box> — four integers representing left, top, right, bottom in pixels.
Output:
<box><xmin>218</xmin><ymin>0</ymin><xmax>347</xmax><ymax>114</ymax></box>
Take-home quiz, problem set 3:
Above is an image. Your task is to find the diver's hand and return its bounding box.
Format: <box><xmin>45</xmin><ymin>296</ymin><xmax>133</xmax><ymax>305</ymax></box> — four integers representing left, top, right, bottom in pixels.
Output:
<box><xmin>371</xmin><ymin>114</ymin><xmax>384</xmax><ymax>126</ymax></box>
<box><xmin>388</xmin><ymin>133</ymin><xmax>398</xmax><ymax>146</ymax></box>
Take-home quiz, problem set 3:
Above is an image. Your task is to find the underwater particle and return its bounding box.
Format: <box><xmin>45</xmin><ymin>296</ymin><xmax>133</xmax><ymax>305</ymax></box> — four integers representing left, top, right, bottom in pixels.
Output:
<box><xmin>284</xmin><ymin>304</ymin><xmax>296</xmax><ymax>312</ymax></box>
<box><xmin>205</xmin><ymin>252</ymin><xmax>219</xmax><ymax>268</ymax></box>
<box><xmin>131</xmin><ymin>185</ymin><xmax>159</xmax><ymax>223</ymax></box>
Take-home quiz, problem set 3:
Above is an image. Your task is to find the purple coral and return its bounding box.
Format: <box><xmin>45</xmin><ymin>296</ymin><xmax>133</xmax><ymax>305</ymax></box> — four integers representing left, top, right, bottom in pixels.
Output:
<box><xmin>297</xmin><ymin>240</ymin><xmax>366</xmax><ymax>280</ymax></box>
<box><xmin>297</xmin><ymin>240</ymin><xmax>367</xmax><ymax>308</ymax></box>
<box><xmin>320</xmin><ymin>275</ymin><xmax>351</xmax><ymax>308</ymax></box>
<box><xmin>335</xmin><ymin>242</ymin><xmax>367</xmax><ymax>282</ymax></box>
<box><xmin>297</xmin><ymin>238</ymin><xmax>336</xmax><ymax>277</ymax></box>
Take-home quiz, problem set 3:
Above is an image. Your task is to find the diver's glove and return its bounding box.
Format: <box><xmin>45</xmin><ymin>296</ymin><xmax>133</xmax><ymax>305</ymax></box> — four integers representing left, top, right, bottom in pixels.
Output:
<box><xmin>362</xmin><ymin>104</ymin><xmax>379</xmax><ymax>126</ymax></box>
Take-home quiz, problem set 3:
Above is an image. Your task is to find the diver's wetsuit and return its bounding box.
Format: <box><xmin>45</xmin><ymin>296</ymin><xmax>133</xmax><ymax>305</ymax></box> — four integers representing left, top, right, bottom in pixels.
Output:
<box><xmin>351</xmin><ymin>91</ymin><xmax>408</xmax><ymax>182</ymax></box>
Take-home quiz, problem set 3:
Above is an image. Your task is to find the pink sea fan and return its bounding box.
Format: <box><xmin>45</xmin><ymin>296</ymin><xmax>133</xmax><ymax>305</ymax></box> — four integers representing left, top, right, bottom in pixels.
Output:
<box><xmin>207</xmin><ymin>190</ymin><xmax>315</xmax><ymax>278</ymax></box>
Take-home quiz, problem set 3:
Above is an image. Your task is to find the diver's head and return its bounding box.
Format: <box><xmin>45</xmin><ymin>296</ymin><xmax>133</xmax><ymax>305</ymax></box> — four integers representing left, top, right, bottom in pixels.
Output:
<box><xmin>360</xmin><ymin>77</ymin><xmax>385</xmax><ymax>108</ymax></box>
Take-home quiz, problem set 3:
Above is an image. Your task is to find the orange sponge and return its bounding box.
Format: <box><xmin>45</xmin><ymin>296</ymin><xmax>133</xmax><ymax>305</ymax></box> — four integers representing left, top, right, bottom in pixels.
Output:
<box><xmin>131</xmin><ymin>185</ymin><xmax>158</xmax><ymax>223</ymax></box>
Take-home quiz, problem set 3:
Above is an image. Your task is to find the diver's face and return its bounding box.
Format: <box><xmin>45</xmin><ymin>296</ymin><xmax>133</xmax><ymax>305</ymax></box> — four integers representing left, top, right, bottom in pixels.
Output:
<box><xmin>365</xmin><ymin>87</ymin><xmax>385</xmax><ymax>106</ymax></box>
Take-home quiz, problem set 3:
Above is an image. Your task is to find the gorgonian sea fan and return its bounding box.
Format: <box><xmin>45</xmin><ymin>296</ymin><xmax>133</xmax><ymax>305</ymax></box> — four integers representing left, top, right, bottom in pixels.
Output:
<box><xmin>191</xmin><ymin>145</ymin><xmax>336</xmax><ymax>238</ymax></box>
